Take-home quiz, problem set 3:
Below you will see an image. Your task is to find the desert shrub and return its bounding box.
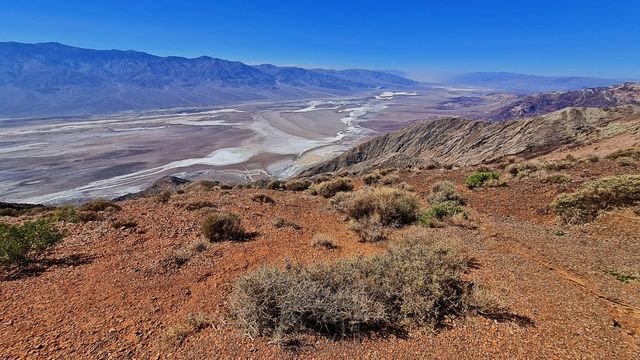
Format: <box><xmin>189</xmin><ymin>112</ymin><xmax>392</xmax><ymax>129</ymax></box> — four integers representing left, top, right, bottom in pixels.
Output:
<box><xmin>398</xmin><ymin>182</ymin><xmax>415</xmax><ymax>192</ymax></box>
<box><xmin>199</xmin><ymin>180</ymin><xmax>219</xmax><ymax>191</ymax></box>
<box><xmin>617</xmin><ymin>157</ymin><xmax>635</xmax><ymax>167</ymax></box>
<box><xmin>186</xmin><ymin>313</ymin><xmax>212</xmax><ymax>331</ymax></box>
<box><xmin>551</xmin><ymin>175</ymin><xmax>640</xmax><ymax>224</ymax></box>
<box><xmin>0</xmin><ymin>208</ymin><xmax>21</xmax><ymax>217</ymax></box>
<box><xmin>79</xmin><ymin>198</ymin><xmax>121</xmax><ymax>212</ymax></box>
<box><xmin>111</xmin><ymin>219</ymin><xmax>138</xmax><ymax>229</ymax></box>
<box><xmin>507</xmin><ymin>162</ymin><xmax>538</xmax><ymax>177</ymax></box>
<box><xmin>284</xmin><ymin>179</ymin><xmax>311</xmax><ymax>191</ymax></box>
<box><xmin>340</xmin><ymin>187</ymin><xmax>419</xmax><ymax>227</ymax></box>
<box><xmin>543</xmin><ymin>161</ymin><xmax>573</xmax><ymax>171</ymax></box>
<box><xmin>361</xmin><ymin>172</ymin><xmax>381</xmax><ymax>185</ymax></box>
<box><xmin>75</xmin><ymin>211</ymin><xmax>101</xmax><ymax>222</ymax></box>
<box><xmin>157</xmin><ymin>191</ymin><xmax>172</xmax><ymax>204</ymax></box>
<box><xmin>465</xmin><ymin>171</ymin><xmax>501</xmax><ymax>189</ymax></box>
<box><xmin>0</xmin><ymin>219</ymin><xmax>63</xmax><ymax>266</ymax></box>
<box><xmin>311</xmin><ymin>233</ymin><xmax>337</xmax><ymax>249</ymax></box>
<box><xmin>50</xmin><ymin>205</ymin><xmax>77</xmax><ymax>222</ymax></box>
<box><xmin>381</xmin><ymin>174</ymin><xmax>399</xmax><ymax>186</ymax></box>
<box><xmin>585</xmin><ymin>154</ymin><xmax>600</xmax><ymax>163</ymax></box>
<box><xmin>540</xmin><ymin>174</ymin><xmax>572</xmax><ymax>184</ymax></box>
<box><xmin>429</xmin><ymin>181</ymin><xmax>465</xmax><ymax>205</ymax></box>
<box><xmin>311</xmin><ymin>178</ymin><xmax>354</xmax><ymax>198</ymax></box>
<box><xmin>272</xmin><ymin>218</ymin><xmax>301</xmax><ymax>230</ymax></box>
<box><xmin>182</xmin><ymin>201</ymin><xmax>217</xmax><ymax>211</ymax></box>
<box><xmin>230</xmin><ymin>240</ymin><xmax>474</xmax><ymax>339</ymax></box>
<box><xmin>266</xmin><ymin>180</ymin><xmax>283</xmax><ymax>190</ymax></box>
<box><xmin>420</xmin><ymin>201</ymin><xmax>466</xmax><ymax>228</ymax></box>
<box><xmin>201</xmin><ymin>211</ymin><xmax>245</xmax><ymax>241</ymax></box>
<box><xmin>251</xmin><ymin>193</ymin><xmax>275</xmax><ymax>204</ymax></box>
<box><xmin>605</xmin><ymin>148</ymin><xmax>640</xmax><ymax>160</ymax></box>
<box><xmin>350</xmin><ymin>219</ymin><xmax>388</xmax><ymax>242</ymax></box>
<box><xmin>220</xmin><ymin>183</ymin><xmax>233</xmax><ymax>190</ymax></box>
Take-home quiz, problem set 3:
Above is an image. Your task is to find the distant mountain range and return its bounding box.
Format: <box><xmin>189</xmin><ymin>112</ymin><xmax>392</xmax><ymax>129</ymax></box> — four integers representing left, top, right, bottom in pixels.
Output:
<box><xmin>447</xmin><ymin>72</ymin><xmax>625</xmax><ymax>93</ymax></box>
<box><xmin>0</xmin><ymin>42</ymin><xmax>416</xmax><ymax>118</ymax></box>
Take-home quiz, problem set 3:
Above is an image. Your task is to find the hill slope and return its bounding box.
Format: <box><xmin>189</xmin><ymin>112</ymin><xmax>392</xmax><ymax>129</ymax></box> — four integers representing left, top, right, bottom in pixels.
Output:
<box><xmin>0</xmin><ymin>42</ymin><xmax>415</xmax><ymax>118</ymax></box>
<box><xmin>300</xmin><ymin>105</ymin><xmax>640</xmax><ymax>175</ymax></box>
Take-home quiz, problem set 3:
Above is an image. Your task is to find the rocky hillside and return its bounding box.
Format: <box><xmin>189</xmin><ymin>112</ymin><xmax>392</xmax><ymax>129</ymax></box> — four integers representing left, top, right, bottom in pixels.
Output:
<box><xmin>300</xmin><ymin>105</ymin><xmax>640</xmax><ymax>175</ymax></box>
<box><xmin>487</xmin><ymin>83</ymin><xmax>640</xmax><ymax>121</ymax></box>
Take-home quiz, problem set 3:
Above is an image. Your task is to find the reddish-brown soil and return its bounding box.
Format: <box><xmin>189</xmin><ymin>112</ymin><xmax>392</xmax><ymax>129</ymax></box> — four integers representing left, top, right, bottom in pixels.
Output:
<box><xmin>1</xmin><ymin>157</ymin><xmax>639</xmax><ymax>359</ymax></box>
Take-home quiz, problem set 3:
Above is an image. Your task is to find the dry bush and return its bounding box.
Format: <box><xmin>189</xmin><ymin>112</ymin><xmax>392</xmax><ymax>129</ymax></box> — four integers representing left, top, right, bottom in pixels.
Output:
<box><xmin>230</xmin><ymin>240</ymin><xmax>476</xmax><ymax>340</ymax></box>
<box><xmin>430</xmin><ymin>181</ymin><xmax>465</xmax><ymax>205</ymax></box>
<box><xmin>361</xmin><ymin>172</ymin><xmax>381</xmax><ymax>185</ymax></box>
<box><xmin>157</xmin><ymin>190</ymin><xmax>172</xmax><ymax>204</ymax></box>
<box><xmin>617</xmin><ymin>157</ymin><xmax>635</xmax><ymax>167</ymax></box>
<box><xmin>605</xmin><ymin>148</ymin><xmax>640</xmax><ymax>160</ymax></box>
<box><xmin>506</xmin><ymin>162</ymin><xmax>539</xmax><ymax>178</ymax></box>
<box><xmin>542</xmin><ymin>160</ymin><xmax>573</xmax><ymax>171</ymax></box>
<box><xmin>380</xmin><ymin>174</ymin><xmax>399</xmax><ymax>186</ymax></box>
<box><xmin>182</xmin><ymin>201</ymin><xmax>217</xmax><ymax>211</ymax></box>
<box><xmin>79</xmin><ymin>198</ymin><xmax>121</xmax><ymax>212</ymax></box>
<box><xmin>551</xmin><ymin>175</ymin><xmax>640</xmax><ymax>224</ymax></box>
<box><xmin>266</xmin><ymin>180</ymin><xmax>283</xmax><ymax>190</ymax></box>
<box><xmin>398</xmin><ymin>182</ymin><xmax>415</xmax><ymax>192</ymax></box>
<box><xmin>311</xmin><ymin>233</ymin><xmax>337</xmax><ymax>249</ymax></box>
<box><xmin>584</xmin><ymin>154</ymin><xmax>600</xmax><ymax>163</ymax></box>
<box><xmin>111</xmin><ymin>219</ymin><xmax>138</xmax><ymax>229</ymax></box>
<box><xmin>350</xmin><ymin>219</ymin><xmax>388</xmax><ymax>242</ymax></box>
<box><xmin>540</xmin><ymin>174</ymin><xmax>572</xmax><ymax>184</ymax></box>
<box><xmin>284</xmin><ymin>179</ymin><xmax>311</xmax><ymax>191</ymax></box>
<box><xmin>311</xmin><ymin>178</ymin><xmax>354</xmax><ymax>198</ymax></box>
<box><xmin>201</xmin><ymin>211</ymin><xmax>246</xmax><ymax>241</ymax></box>
<box><xmin>251</xmin><ymin>193</ymin><xmax>275</xmax><ymax>204</ymax></box>
<box><xmin>272</xmin><ymin>218</ymin><xmax>301</xmax><ymax>230</ymax></box>
<box><xmin>340</xmin><ymin>187</ymin><xmax>419</xmax><ymax>227</ymax></box>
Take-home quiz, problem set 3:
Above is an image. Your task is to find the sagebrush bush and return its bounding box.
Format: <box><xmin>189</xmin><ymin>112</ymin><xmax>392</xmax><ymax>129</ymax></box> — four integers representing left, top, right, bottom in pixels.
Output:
<box><xmin>284</xmin><ymin>179</ymin><xmax>311</xmax><ymax>191</ymax></box>
<box><xmin>350</xmin><ymin>219</ymin><xmax>388</xmax><ymax>242</ymax></box>
<box><xmin>340</xmin><ymin>187</ymin><xmax>419</xmax><ymax>227</ymax></box>
<box><xmin>0</xmin><ymin>219</ymin><xmax>63</xmax><ymax>266</ymax></box>
<box><xmin>380</xmin><ymin>174</ymin><xmax>399</xmax><ymax>186</ymax></box>
<box><xmin>201</xmin><ymin>211</ymin><xmax>245</xmax><ymax>241</ymax></box>
<box><xmin>311</xmin><ymin>178</ymin><xmax>354</xmax><ymax>198</ymax></box>
<box><xmin>266</xmin><ymin>180</ymin><xmax>283</xmax><ymax>190</ymax></box>
<box><xmin>79</xmin><ymin>198</ymin><xmax>121</xmax><ymax>212</ymax></box>
<box><xmin>251</xmin><ymin>193</ymin><xmax>275</xmax><ymax>204</ymax></box>
<box><xmin>465</xmin><ymin>171</ymin><xmax>501</xmax><ymax>189</ymax></box>
<box><xmin>551</xmin><ymin>175</ymin><xmax>640</xmax><ymax>224</ymax></box>
<box><xmin>311</xmin><ymin>233</ymin><xmax>337</xmax><ymax>249</ymax></box>
<box><xmin>605</xmin><ymin>148</ymin><xmax>640</xmax><ymax>160</ymax></box>
<box><xmin>420</xmin><ymin>201</ymin><xmax>466</xmax><ymax>228</ymax></box>
<box><xmin>507</xmin><ymin>162</ymin><xmax>538</xmax><ymax>177</ymax></box>
<box><xmin>540</xmin><ymin>174</ymin><xmax>572</xmax><ymax>184</ymax></box>
<box><xmin>543</xmin><ymin>161</ymin><xmax>573</xmax><ymax>171</ymax></box>
<box><xmin>230</xmin><ymin>240</ymin><xmax>474</xmax><ymax>340</ymax></box>
<box><xmin>429</xmin><ymin>181</ymin><xmax>465</xmax><ymax>205</ymax></box>
<box><xmin>617</xmin><ymin>157</ymin><xmax>635</xmax><ymax>167</ymax></box>
<box><xmin>361</xmin><ymin>172</ymin><xmax>381</xmax><ymax>185</ymax></box>
<box><xmin>157</xmin><ymin>191</ymin><xmax>172</xmax><ymax>204</ymax></box>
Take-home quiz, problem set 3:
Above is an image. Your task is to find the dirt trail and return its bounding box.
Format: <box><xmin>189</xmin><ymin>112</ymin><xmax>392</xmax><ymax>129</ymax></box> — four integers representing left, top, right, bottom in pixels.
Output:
<box><xmin>479</xmin><ymin>215</ymin><xmax>640</xmax><ymax>348</ymax></box>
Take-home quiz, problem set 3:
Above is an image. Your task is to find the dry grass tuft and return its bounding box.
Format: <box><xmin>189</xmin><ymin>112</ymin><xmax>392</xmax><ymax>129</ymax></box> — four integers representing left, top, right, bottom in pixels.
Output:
<box><xmin>201</xmin><ymin>211</ymin><xmax>246</xmax><ymax>241</ymax></box>
<box><xmin>310</xmin><ymin>178</ymin><xmax>354</xmax><ymax>198</ymax></box>
<box><xmin>311</xmin><ymin>233</ymin><xmax>338</xmax><ymax>249</ymax></box>
<box><xmin>551</xmin><ymin>175</ymin><xmax>640</xmax><ymax>224</ymax></box>
<box><xmin>251</xmin><ymin>193</ymin><xmax>276</xmax><ymax>204</ymax></box>
<box><xmin>339</xmin><ymin>187</ymin><xmax>419</xmax><ymax>227</ymax></box>
<box><xmin>78</xmin><ymin>198</ymin><xmax>121</xmax><ymax>212</ymax></box>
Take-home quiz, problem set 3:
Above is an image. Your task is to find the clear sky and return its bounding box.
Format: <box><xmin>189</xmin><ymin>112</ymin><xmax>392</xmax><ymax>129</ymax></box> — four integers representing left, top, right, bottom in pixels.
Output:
<box><xmin>1</xmin><ymin>0</ymin><xmax>639</xmax><ymax>80</ymax></box>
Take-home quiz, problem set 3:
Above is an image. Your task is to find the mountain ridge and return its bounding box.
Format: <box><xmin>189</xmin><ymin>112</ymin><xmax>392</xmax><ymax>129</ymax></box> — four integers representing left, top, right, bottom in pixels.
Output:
<box><xmin>0</xmin><ymin>41</ymin><xmax>416</xmax><ymax>118</ymax></box>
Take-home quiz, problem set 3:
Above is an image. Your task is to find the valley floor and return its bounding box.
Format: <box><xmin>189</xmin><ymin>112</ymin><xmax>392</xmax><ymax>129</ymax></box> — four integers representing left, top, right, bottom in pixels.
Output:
<box><xmin>1</xmin><ymin>156</ymin><xmax>639</xmax><ymax>359</ymax></box>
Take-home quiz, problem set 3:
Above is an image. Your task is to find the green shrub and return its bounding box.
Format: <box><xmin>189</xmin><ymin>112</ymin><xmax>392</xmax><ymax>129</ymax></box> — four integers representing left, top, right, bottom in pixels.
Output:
<box><xmin>201</xmin><ymin>211</ymin><xmax>246</xmax><ymax>241</ymax></box>
<box><xmin>311</xmin><ymin>178</ymin><xmax>354</xmax><ymax>198</ymax></box>
<box><xmin>429</xmin><ymin>181</ymin><xmax>465</xmax><ymax>205</ymax></box>
<box><xmin>420</xmin><ymin>201</ymin><xmax>466</xmax><ymax>228</ymax></box>
<box><xmin>50</xmin><ymin>205</ymin><xmax>78</xmax><ymax>222</ymax></box>
<box><xmin>79</xmin><ymin>198</ymin><xmax>121</xmax><ymax>212</ymax></box>
<box><xmin>230</xmin><ymin>240</ymin><xmax>474</xmax><ymax>339</ymax></box>
<box><xmin>340</xmin><ymin>187</ymin><xmax>419</xmax><ymax>227</ymax></box>
<box><xmin>551</xmin><ymin>175</ymin><xmax>640</xmax><ymax>224</ymax></box>
<box><xmin>0</xmin><ymin>219</ymin><xmax>63</xmax><ymax>266</ymax></box>
<box><xmin>251</xmin><ymin>193</ymin><xmax>275</xmax><ymax>204</ymax></box>
<box><xmin>465</xmin><ymin>171</ymin><xmax>501</xmax><ymax>189</ymax></box>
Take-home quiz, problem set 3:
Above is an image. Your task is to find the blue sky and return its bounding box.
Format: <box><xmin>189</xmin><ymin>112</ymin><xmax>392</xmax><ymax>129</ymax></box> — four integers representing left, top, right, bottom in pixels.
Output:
<box><xmin>1</xmin><ymin>0</ymin><xmax>639</xmax><ymax>80</ymax></box>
